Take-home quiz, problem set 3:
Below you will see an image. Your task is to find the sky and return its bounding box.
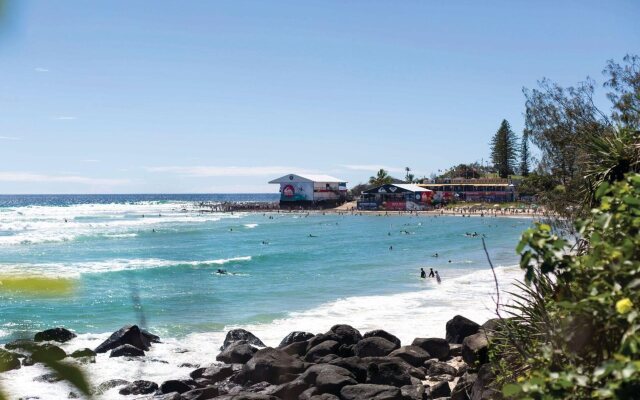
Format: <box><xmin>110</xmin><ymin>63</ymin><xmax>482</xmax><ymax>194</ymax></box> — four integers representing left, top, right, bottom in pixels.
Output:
<box><xmin>0</xmin><ymin>1</ymin><xmax>639</xmax><ymax>194</ymax></box>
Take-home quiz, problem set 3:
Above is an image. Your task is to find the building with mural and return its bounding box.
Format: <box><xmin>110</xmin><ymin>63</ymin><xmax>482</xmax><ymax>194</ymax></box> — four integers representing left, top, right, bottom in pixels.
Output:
<box><xmin>358</xmin><ymin>184</ymin><xmax>433</xmax><ymax>211</ymax></box>
<box><xmin>269</xmin><ymin>174</ymin><xmax>348</xmax><ymax>208</ymax></box>
<box><xmin>418</xmin><ymin>178</ymin><xmax>515</xmax><ymax>203</ymax></box>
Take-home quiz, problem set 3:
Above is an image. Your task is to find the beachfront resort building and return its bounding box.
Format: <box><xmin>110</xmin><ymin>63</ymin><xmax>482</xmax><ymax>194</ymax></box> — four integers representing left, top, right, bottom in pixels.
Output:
<box><xmin>418</xmin><ymin>178</ymin><xmax>515</xmax><ymax>203</ymax></box>
<box><xmin>358</xmin><ymin>184</ymin><xmax>433</xmax><ymax>211</ymax></box>
<box><xmin>269</xmin><ymin>173</ymin><xmax>348</xmax><ymax>208</ymax></box>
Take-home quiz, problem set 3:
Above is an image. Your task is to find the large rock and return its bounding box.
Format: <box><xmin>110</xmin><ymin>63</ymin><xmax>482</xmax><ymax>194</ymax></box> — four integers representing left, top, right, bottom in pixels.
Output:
<box><xmin>363</xmin><ymin>330</ymin><xmax>401</xmax><ymax>348</ymax></box>
<box><xmin>411</xmin><ymin>337</ymin><xmax>450</xmax><ymax>360</ymax></box>
<box><xmin>328</xmin><ymin>324</ymin><xmax>362</xmax><ymax>346</ymax></box>
<box><xmin>328</xmin><ymin>357</ymin><xmax>368</xmax><ymax>383</ymax></box>
<box><xmin>425</xmin><ymin>360</ymin><xmax>457</xmax><ymax>376</ymax></box>
<box><xmin>109</xmin><ymin>344</ymin><xmax>145</xmax><ymax>357</ymax></box>
<box><xmin>353</xmin><ymin>337</ymin><xmax>397</xmax><ymax>357</ymax></box>
<box><xmin>4</xmin><ymin>339</ymin><xmax>36</xmax><ymax>351</ymax></box>
<box><xmin>180</xmin><ymin>386</ymin><xmax>219</xmax><ymax>400</ymax></box>
<box><xmin>340</xmin><ymin>384</ymin><xmax>402</xmax><ymax>400</ymax></box>
<box><xmin>94</xmin><ymin>379</ymin><xmax>130</xmax><ymax>395</ymax></box>
<box><xmin>461</xmin><ymin>332</ymin><xmax>489</xmax><ymax>366</ymax></box>
<box><xmin>94</xmin><ymin>325</ymin><xmax>152</xmax><ymax>353</ymax></box>
<box><xmin>280</xmin><ymin>340</ymin><xmax>309</xmax><ymax>357</ymax></box>
<box><xmin>306</xmin><ymin>333</ymin><xmax>340</xmax><ymax>352</ymax></box>
<box><xmin>429</xmin><ymin>381</ymin><xmax>451</xmax><ymax>398</ymax></box>
<box><xmin>217</xmin><ymin>341</ymin><xmax>258</xmax><ymax>364</ymax></box>
<box><xmin>267</xmin><ymin>378</ymin><xmax>309</xmax><ymax>400</ymax></box>
<box><xmin>221</xmin><ymin>329</ymin><xmax>266</xmax><ymax>351</ymax></box>
<box><xmin>278</xmin><ymin>331</ymin><xmax>315</xmax><ymax>348</ymax></box>
<box><xmin>304</xmin><ymin>340</ymin><xmax>340</xmax><ymax>363</ymax></box>
<box><xmin>159</xmin><ymin>379</ymin><xmax>192</xmax><ymax>394</ymax></box>
<box><xmin>241</xmin><ymin>347</ymin><xmax>305</xmax><ymax>384</ymax></box>
<box><xmin>31</xmin><ymin>343</ymin><xmax>67</xmax><ymax>362</ymax></box>
<box><xmin>0</xmin><ymin>349</ymin><xmax>21</xmax><ymax>372</ymax></box>
<box><xmin>34</xmin><ymin>327</ymin><xmax>76</xmax><ymax>343</ymax></box>
<box><xmin>388</xmin><ymin>346</ymin><xmax>430</xmax><ymax>367</ymax></box>
<box><xmin>213</xmin><ymin>394</ymin><xmax>279</xmax><ymax>400</ymax></box>
<box><xmin>367</xmin><ymin>361</ymin><xmax>412</xmax><ymax>387</ymax></box>
<box><xmin>299</xmin><ymin>364</ymin><xmax>356</xmax><ymax>395</ymax></box>
<box><xmin>451</xmin><ymin>372</ymin><xmax>477</xmax><ymax>400</ymax></box>
<box><xmin>70</xmin><ymin>348</ymin><xmax>96</xmax><ymax>358</ymax></box>
<box><xmin>446</xmin><ymin>315</ymin><xmax>480</xmax><ymax>344</ymax></box>
<box><xmin>118</xmin><ymin>380</ymin><xmax>158</xmax><ymax>395</ymax></box>
<box><xmin>400</xmin><ymin>384</ymin><xmax>426</xmax><ymax>400</ymax></box>
<box><xmin>470</xmin><ymin>363</ymin><xmax>499</xmax><ymax>400</ymax></box>
<box><xmin>200</xmin><ymin>363</ymin><xmax>239</xmax><ymax>383</ymax></box>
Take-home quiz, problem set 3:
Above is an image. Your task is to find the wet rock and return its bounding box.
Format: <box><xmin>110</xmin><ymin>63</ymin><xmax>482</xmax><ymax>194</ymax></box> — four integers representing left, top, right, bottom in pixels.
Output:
<box><xmin>388</xmin><ymin>345</ymin><xmax>431</xmax><ymax>367</ymax></box>
<box><xmin>118</xmin><ymin>380</ymin><xmax>158</xmax><ymax>395</ymax></box>
<box><xmin>159</xmin><ymin>379</ymin><xmax>192</xmax><ymax>394</ymax></box>
<box><xmin>34</xmin><ymin>373</ymin><xmax>62</xmax><ymax>383</ymax></box>
<box><xmin>429</xmin><ymin>381</ymin><xmax>452</xmax><ymax>398</ymax></box>
<box><xmin>70</xmin><ymin>348</ymin><xmax>96</xmax><ymax>358</ymax></box>
<box><xmin>241</xmin><ymin>347</ymin><xmax>305</xmax><ymax>384</ymax></box>
<box><xmin>328</xmin><ymin>356</ymin><xmax>368</xmax><ymax>383</ymax></box>
<box><xmin>0</xmin><ymin>349</ymin><xmax>21</xmax><ymax>371</ymax></box>
<box><xmin>470</xmin><ymin>363</ymin><xmax>500</xmax><ymax>400</ymax></box>
<box><xmin>109</xmin><ymin>344</ymin><xmax>145</xmax><ymax>358</ymax></box>
<box><xmin>301</xmin><ymin>364</ymin><xmax>357</xmax><ymax>395</ymax></box>
<box><xmin>449</xmin><ymin>343</ymin><xmax>463</xmax><ymax>357</ymax></box>
<box><xmin>451</xmin><ymin>372</ymin><xmax>477</xmax><ymax>400</ymax></box>
<box><xmin>306</xmin><ymin>333</ymin><xmax>340</xmax><ymax>352</ymax></box>
<box><xmin>31</xmin><ymin>343</ymin><xmax>67</xmax><ymax>362</ymax></box>
<box><xmin>412</xmin><ymin>337</ymin><xmax>450</xmax><ymax>360</ymax></box>
<box><xmin>5</xmin><ymin>339</ymin><xmax>37</xmax><ymax>351</ymax></box>
<box><xmin>266</xmin><ymin>379</ymin><xmax>309</xmax><ymax>400</ymax></box>
<box><xmin>221</xmin><ymin>329</ymin><xmax>266</xmax><ymax>351</ymax></box>
<box><xmin>217</xmin><ymin>341</ymin><xmax>258</xmax><ymax>364</ymax></box>
<box><xmin>367</xmin><ymin>361</ymin><xmax>412</xmax><ymax>387</ymax></box>
<box><xmin>213</xmin><ymin>393</ymin><xmax>279</xmax><ymax>400</ymax></box>
<box><xmin>94</xmin><ymin>379</ymin><xmax>129</xmax><ymax>395</ymax></box>
<box><xmin>94</xmin><ymin>325</ymin><xmax>152</xmax><ymax>353</ymax></box>
<box><xmin>304</xmin><ymin>340</ymin><xmax>340</xmax><ymax>363</ymax></box>
<box><xmin>363</xmin><ymin>330</ymin><xmax>401</xmax><ymax>348</ymax></box>
<box><xmin>400</xmin><ymin>384</ymin><xmax>426</xmax><ymax>400</ymax></box>
<box><xmin>426</xmin><ymin>360</ymin><xmax>457</xmax><ymax>377</ymax></box>
<box><xmin>328</xmin><ymin>324</ymin><xmax>362</xmax><ymax>346</ymax></box>
<box><xmin>34</xmin><ymin>328</ymin><xmax>77</xmax><ymax>343</ymax></box>
<box><xmin>446</xmin><ymin>315</ymin><xmax>480</xmax><ymax>344</ymax></box>
<box><xmin>278</xmin><ymin>331</ymin><xmax>315</xmax><ymax>348</ymax></box>
<box><xmin>22</xmin><ymin>357</ymin><xmax>35</xmax><ymax>366</ymax></box>
<box><xmin>353</xmin><ymin>337</ymin><xmax>397</xmax><ymax>357</ymax></box>
<box><xmin>280</xmin><ymin>340</ymin><xmax>309</xmax><ymax>357</ymax></box>
<box><xmin>200</xmin><ymin>363</ymin><xmax>241</xmax><ymax>383</ymax></box>
<box><xmin>340</xmin><ymin>384</ymin><xmax>402</xmax><ymax>400</ymax></box>
<box><xmin>461</xmin><ymin>332</ymin><xmax>489</xmax><ymax>366</ymax></box>
<box><xmin>181</xmin><ymin>385</ymin><xmax>220</xmax><ymax>400</ymax></box>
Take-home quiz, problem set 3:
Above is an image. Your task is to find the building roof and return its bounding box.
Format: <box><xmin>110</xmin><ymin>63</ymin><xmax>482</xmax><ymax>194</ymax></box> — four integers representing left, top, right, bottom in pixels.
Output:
<box><xmin>269</xmin><ymin>173</ymin><xmax>346</xmax><ymax>184</ymax></box>
<box><xmin>419</xmin><ymin>183</ymin><xmax>511</xmax><ymax>187</ymax></box>
<box><xmin>363</xmin><ymin>183</ymin><xmax>432</xmax><ymax>194</ymax></box>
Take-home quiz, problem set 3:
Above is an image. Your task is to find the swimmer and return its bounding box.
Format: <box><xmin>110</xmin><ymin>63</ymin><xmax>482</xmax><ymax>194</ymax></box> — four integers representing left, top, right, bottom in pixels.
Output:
<box><xmin>435</xmin><ymin>270</ymin><xmax>442</xmax><ymax>284</ymax></box>
<box><xmin>216</xmin><ymin>269</ymin><xmax>227</xmax><ymax>274</ymax></box>
<box><xmin>432</xmin><ymin>253</ymin><xmax>438</xmax><ymax>258</ymax></box>
<box><xmin>428</xmin><ymin>268</ymin><xmax>435</xmax><ymax>278</ymax></box>
<box><xmin>420</xmin><ymin>268</ymin><xmax>426</xmax><ymax>279</ymax></box>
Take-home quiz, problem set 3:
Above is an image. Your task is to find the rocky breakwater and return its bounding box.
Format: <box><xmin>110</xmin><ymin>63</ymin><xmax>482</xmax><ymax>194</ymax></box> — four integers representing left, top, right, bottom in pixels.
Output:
<box><xmin>0</xmin><ymin>316</ymin><xmax>504</xmax><ymax>399</ymax></box>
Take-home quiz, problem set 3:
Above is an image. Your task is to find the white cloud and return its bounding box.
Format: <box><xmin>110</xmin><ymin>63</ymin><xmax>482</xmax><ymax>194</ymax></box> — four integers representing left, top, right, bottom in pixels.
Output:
<box><xmin>146</xmin><ymin>165</ymin><xmax>318</xmax><ymax>177</ymax></box>
<box><xmin>340</xmin><ymin>164</ymin><xmax>405</xmax><ymax>173</ymax></box>
<box><xmin>54</xmin><ymin>116</ymin><xmax>77</xmax><ymax>120</ymax></box>
<box><xmin>0</xmin><ymin>172</ymin><xmax>129</xmax><ymax>186</ymax></box>
<box><xmin>0</xmin><ymin>136</ymin><xmax>20</xmax><ymax>140</ymax></box>
<box><xmin>34</xmin><ymin>67</ymin><xmax>49</xmax><ymax>72</ymax></box>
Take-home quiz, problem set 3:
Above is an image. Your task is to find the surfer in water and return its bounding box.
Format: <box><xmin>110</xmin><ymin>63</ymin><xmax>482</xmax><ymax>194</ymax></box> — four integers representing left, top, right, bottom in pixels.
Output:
<box><xmin>435</xmin><ymin>270</ymin><xmax>441</xmax><ymax>284</ymax></box>
<box><xmin>216</xmin><ymin>269</ymin><xmax>227</xmax><ymax>275</ymax></box>
<box><xmin>420</xmin><ymin>268</ymin><xmax>426</xmax><ymax>279</ymax></box>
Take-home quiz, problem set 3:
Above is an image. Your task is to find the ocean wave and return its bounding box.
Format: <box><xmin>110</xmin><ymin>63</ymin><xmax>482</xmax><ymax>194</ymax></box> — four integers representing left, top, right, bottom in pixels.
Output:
<box><xmin>0</xmin><ymin>256</ymin><xmax>253</xmax><ymax>277</ymax></box>
<box><xmin>243</xmin><ymin>223</ymin><xmax>258</xmax><ymax>228</ymax></box>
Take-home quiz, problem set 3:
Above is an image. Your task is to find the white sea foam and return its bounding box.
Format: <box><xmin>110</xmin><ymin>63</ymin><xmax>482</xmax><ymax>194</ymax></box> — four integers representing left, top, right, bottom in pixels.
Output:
<box><xmin>0</xmin><ymin>256</ymin><xmax>253</xmax><ymax>277</ymax></box>
<box><xmin>243</xmin><ymin>223</ymin><xmax>258</xmax><ymax>229</ymax></box>
<box><xmin>0</xmin><ymin>265</ymin><xmax>524</xmax><ymax>400</ymax></box>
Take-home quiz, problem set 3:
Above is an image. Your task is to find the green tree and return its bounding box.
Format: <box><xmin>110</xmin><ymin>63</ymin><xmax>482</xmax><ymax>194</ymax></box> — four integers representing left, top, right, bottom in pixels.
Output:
<box><xmin>604</xmin><ymin>54</ymin><xmax>640</xmax><ymax>129</ymax></box>
<box><xmin>519</xmin><ymin>130</ymin><xmax>531</xmax><ymax>176</ymax></box>
<box><xmin>491</xmin><ymin>119</ymin><xmax>519</xmax><ymax>178</ymax></box>
<box><xmin>369</xmin><ymin>168</ymin><xmax>392</xmax><ymax>186</ymax></box>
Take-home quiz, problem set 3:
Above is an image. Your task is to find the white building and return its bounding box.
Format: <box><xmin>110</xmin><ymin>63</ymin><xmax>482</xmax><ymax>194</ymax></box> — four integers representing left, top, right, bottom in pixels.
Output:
<box><xmin>268</xmin><ymin>174</ymin><xmax>347</xmax><ymax>206</ymax></box>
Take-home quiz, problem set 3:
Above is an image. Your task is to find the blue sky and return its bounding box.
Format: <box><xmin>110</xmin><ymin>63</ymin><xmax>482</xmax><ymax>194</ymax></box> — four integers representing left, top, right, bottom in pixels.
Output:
<box><xmin>0</xmin><ymin>1</ymin><xmax>638</xmax><ymax>194</ymax></box>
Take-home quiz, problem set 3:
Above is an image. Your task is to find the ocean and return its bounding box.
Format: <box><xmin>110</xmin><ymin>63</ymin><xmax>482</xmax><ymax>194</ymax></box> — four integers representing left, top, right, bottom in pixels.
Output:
<box><xmin>0</xmin><ymin>194</ymin><xmax>530</xmax><ymax>399</ymax></box>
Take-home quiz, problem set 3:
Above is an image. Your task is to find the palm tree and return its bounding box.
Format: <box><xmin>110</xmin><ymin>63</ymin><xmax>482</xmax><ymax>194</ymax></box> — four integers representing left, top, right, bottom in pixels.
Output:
<box><xmin>369</xmin><ymin>169</ymin><xmax>392</xmax><ymax>186</ymax></box>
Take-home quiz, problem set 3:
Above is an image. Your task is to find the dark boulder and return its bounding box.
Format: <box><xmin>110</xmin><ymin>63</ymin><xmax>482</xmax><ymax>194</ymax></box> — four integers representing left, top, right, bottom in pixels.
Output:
<box><xmin>159</xmin><ymin>379</ymin><xmax>192</xmax><ymax>394</ymax></box>
<box><xmin>429</xmin><ymin>381</ymin><xmax>451</xmax><ymax>398</ymax></box>
<box><xmin>328</xmin><ymin>324</ymin><xmax>362</xmax><ymax>346</ymax></box>
<box><xmin>425</xmin><ymin>361</ymin><xmax>457</xmax><ymax>376</ymax></box>
<box><xmin>340</xmin><ymin>384</ymin><xmax>402</xmax><ymax>400</ymax></box>
<box><xmin>31</xmin><ymin>343</ymin><xmax>67</xmax><ymax>362</ymax></box>
<box><xmin>363</xmin><ymin>330</ymin><xmax>401</xmax><ymax>348</ymax></box>
<box><xmin>241</xmin><ymin>347</ymin><xmax>305</xmax><ymax>384</ymax></box>
<box><xmin>280</xmin><ymin>340</ymin><xmax>309</xmax><ymax>357</ymax></box>
<box><xmin>0</xmin><ymin>349</ymin><xmax>21</xmax><ymax>372</ymax></box>
<box><xmin>180</xmin><ymin>385</ymin><xmax>220</xmax><ymax>400</ymax></box>
<box><xmin>34</xmin><ymin>372</ymin><xmax>62</xmax><ymax>383</ymax></box>
<box><xmin>118</xmin><ymin>380</ymin><xmax>158</xmax><ymax>395</ymax></box>
<box><xmin>221</xmin><ymin>329</ymin><xmax>266</xmax><ymax>351</ymax></box>
<box><xmin>266</xmin><ymin>378</ymin><xmax>309</xmax><ymax>400</ymax></box>
<box><xmin>364</xmin><ymin>356</ymin><xmax>425</xmax><ymax>380</ymax></box>
<box><xmin>470</xmin><ymin>364</ymin><xmax>500</xmax><ymax>400</ymax></box>
<box><xmin>217</xmin><ymin>341</ymin><xmax>258</xmax><ymax>364</ymax></box>
<box><xmin>449</xmin><ymin>343</ymin><xmax>463</xmax><ymax>357</ymax></box>
<box><xmin>70</xmin><ymin>348</ymin><xmax>96</xmax><ymax>358</ymax></box>
<box><xmin>353</xmin><ymin>337</ymin><xmax>397</xmax><ymax>357</ymax></box>
<box><xmin>328</xmin><ymin>356</ymin><xmax>368</xmax><ymax>383</ymax></box>
<box><xmin>278</xmin><ymin>331</ymin><xmax>315</xmax><ymax>348</ymax></box>
<box><xmin>308</xmin><ymin>395</ymin><xmax>339</xmax><ymax>400</ymax></box>
<box><xmin>411</xmin><ymin>337</ymin><xmax>450</xmax><ymax>360</ymax></box>
<box><xmin>214</xmin><ymin>394</ymin><xmax>279</xmax><ymax>400</ymax></box>
<box><xmin>94</xmin><ymin>325</ymin><xmax>151</xmax><ymax>353</ymax></box>
<box><xmin>109</xmin><ymin>344</ymin><xmax>145</xmax><ymax>357</ymax></box>
<box><xmin>301</xmin><ymin>364</ymin><xmax>357</xmax><ymax>395</ymax></box>
<box><xmin>400</xmin><ymin>384</ymin><xmax>426</xmax><ymax>400</ymax></box>
<box><xmin>4</xmin><ymin>339</ymin><xmax>37</xmax><ymax>351</ymax></box>
<box><xmin>461</xmin><ymin>332</ymin><xmax>489</xmax><ymax>366</ymax></box>
<box><xmin>34</xmin><ymin>328</ymin><xmax>76</xmax><ymax>343</ymax></box>
<box><xmin>94</xmin><ymin>379</ymin><xmax>129</xmax><ymax>395</ymax></box>
<box><xmin>446</xmin><ymin>315</ymin><xmax>480</xmax><ymax>344</ymax></box>
<box><xmin>367</xmin><ymin>361</ymin><xmax>412</xmax><ymax>387</ymax></box>
<box><xmin>451</xmin><ymin>372</ymin><xmax>477</xmax><ymax>400</ymax></box>
<box><xmin>200</xmin><ymin>363</ymin><xmax>240</xmax><ymax>383</ymax></box>
<box><xmin>388</xmin><ymin>345</ymin><xmax>431</xmax><ymax>367</ymax></box>
<box><xmin>304</xmin><ymin>340</ymin><xmax>340</xmax><ymax>363</ymax></box>
<box><xmin>306</xmin><ymin>333</ymin><xmax>340</xmax><ymax>352</ymax></box>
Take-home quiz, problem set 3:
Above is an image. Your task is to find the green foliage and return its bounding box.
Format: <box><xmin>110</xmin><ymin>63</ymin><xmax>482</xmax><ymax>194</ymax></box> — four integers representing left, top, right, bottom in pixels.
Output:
<box><xmin>491</xmin><ymin>119</ymin><xmax>519</xmax><ymax>178</ymax></box>
<box><xmin>369</xmin><ymin>168</ymin><xmax>393</xmax><ymax>186</ymax></box>
<box><xmin>604</xmin><ymin>55</ymin><xmax>640</xmax><ymax>129</ymax></box>
<box><xmin>494</xmin><ymin>174</ymin><xmax>640</xmax><ymax>399</ymax></box>
<box><xmin>520</xmin><ymin>130</ymin><xmax>531</xmax><ymax>177</ymax></box>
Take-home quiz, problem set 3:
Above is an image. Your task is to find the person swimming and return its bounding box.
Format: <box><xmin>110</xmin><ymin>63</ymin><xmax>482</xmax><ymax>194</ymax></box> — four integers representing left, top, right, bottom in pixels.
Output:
<box><xmin>420</xmin><ymin>268</ymin><xmax>426</xmax><ymax>279</ymax></box>
<box><xmin>432</xmin><ymin>253</ymin><xmax>438</xmax><ymax>258</ymax></box>
<box><xmin>216</xmin><ymin>269</ymin><xmax>227</xmax><ymax>274</ymax></box>
<box><xmin>435</xmin><ymin>270</ymin><xmax>441</xmax><ymax>284</ymax></box>
<box><xmin>428</xmin><ymin>268</ymin><xmax>435</xmax><ymax>278</ymax></box>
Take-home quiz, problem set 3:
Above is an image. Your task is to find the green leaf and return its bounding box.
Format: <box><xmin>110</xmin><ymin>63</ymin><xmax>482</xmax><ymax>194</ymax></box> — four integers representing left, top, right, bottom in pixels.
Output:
<box><xmin>42</xmin><ymin>358</ymin><xmax>92</xmax><ymax>397</ymax></box>
<box><xmin>502</xmin><ymin>383</ymin><xmax>522</xmax><ymax>396</ymax></box>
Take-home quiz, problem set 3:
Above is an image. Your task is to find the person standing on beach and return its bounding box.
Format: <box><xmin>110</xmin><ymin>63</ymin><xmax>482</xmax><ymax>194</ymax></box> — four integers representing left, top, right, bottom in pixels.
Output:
<box><xmin>420</xmin><ymin>268</ymin><xmax>426</xmax><ymax>278</ymax></box>
<box><xmin>435</xmin><ymin>271</ymin><xmax>441</xmax><ymax>284</ymax></box>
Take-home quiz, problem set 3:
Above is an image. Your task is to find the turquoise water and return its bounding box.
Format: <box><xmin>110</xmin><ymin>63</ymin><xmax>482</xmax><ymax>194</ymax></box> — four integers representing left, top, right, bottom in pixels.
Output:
<box><xmin>0</xmin><ymin>195</ymin><xmax>530</xmax><ymax>342</ymax></box>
